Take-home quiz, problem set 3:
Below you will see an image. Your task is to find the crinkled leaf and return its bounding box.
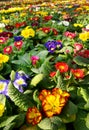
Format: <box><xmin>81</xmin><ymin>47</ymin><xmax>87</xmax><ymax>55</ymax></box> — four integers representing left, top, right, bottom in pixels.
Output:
<box><xmin>37</xmin><ymin>50</ymin><xmax>48</xmax><ymax>60</ymax></box>
<box><xmin>11</xmin><ymin>53</ymin><xmax>31</xmax><ymax>67</ymax></box>
<box><xmin>8</xmin><ymin>82</ymin><xmax>33</xmax><ymax>111</ymax></box>
<box><xmin>3</xmin><ymin>122</ymin><xmax>16</xmax><ymax>130</ymax></box>
<box><xmin>20</xmin><ymin>124</ymin><xmax>40</xmax><ymax>130</ymax></box>
<box><xmin>38</xmin><ymin>118</ymin><xmax>52</xmax><ymax>129</ymax></box>
<box><xmin>10</xmin><ymin>70</ymin><xmax>16</xmax><ymax>81</ymax></box>
<box><xmin>0</xmin><ymin>115</ymin><xmax>18</xmax><ymax>128</ymax></box>
<box><xmin>79</xmin><ymin>75</ymin><xmax>89</xmax><ymax>84</ymax></box>
<box><xmin>74</xmin><ymin>109</ymin><xmax>89</xmax><ymax>130</ymax></box>
<box><xmin>86</xmin><ymin>113</ymin><xmax>89</xmax><ymax>129</ymax></box>
<box><xmin>62</xmin><ymin>101</ymin><xmax>78</xmax><ymax>115</ymax></box>
<box><xmin>0</xmin><ymin>113</ymin><xmax>25</xmax><ymax>129</ymax></box>
<box><xmin>84</xmin><ymin>99</ymin><xmax>89</xmax><ymax>110</ymax></box>
<box><xmin>0</xmin><ymin>75</ymin><xmax>5</xmax><ymax>80</ymax></box>
<box><xmin>33</xmin><ymin>89</ymin><xmax>41</xmax><ymax>105</ymax></box>
<box><xmin>38</xmin><ymin>116</ymin><xmax>62</xmax><ymax>130</ymax></box>
<box><xmin>77</xmin><ymin>87</ymin><xmax>89</xmax><ymax>102</ymax></box>
<box><xmin>30</xmin><ymin>73</ymin><xmax>44</xmax><ymax>87</ymax></box>
<box><xmin>56</xmin><ymin>74</ymin><xmax>66</xmax><ymax>90</ymax></box>
<box><xmin>0</xmin><ymin>94</ymin><xmax>6</xmax><ymax>105</ymax></box>
<box><xmin>39</xmin><ymin>56</ymin><xmax>52</xmax><ymax>75</ymax></box>
<box><xmin>73</xmin><ymin>56</ymin><xmax>89</xmax><ymax>67</ymax></box>
<box><xmin>14</xmin><ymin>113</ymin><xmax>25</xmax><ymax>128</ymax></box>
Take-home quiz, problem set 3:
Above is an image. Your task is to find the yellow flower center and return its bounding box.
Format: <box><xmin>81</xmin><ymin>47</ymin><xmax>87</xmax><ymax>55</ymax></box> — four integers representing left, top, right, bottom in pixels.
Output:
<box><xmin>0</xmin><ymin>83</ymin><xmax>5</xmax><ymax>91</ymax></box>
<box><xmin>17</xmin><ymin>79</ymin><xmax>24</xmax><ymax>85</ymax></box>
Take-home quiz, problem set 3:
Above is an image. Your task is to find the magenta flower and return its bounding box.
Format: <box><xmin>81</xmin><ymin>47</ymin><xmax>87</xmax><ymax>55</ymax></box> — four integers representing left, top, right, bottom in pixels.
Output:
<box><xmin>30</xmin><ymin>56</ymin><xmax>39</xmax><ymax>65</ymax></box>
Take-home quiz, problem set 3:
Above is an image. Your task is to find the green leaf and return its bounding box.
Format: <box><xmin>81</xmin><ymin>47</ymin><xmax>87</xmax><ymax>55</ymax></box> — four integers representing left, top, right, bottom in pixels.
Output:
<box><xmin>30</xmin><ymin>74</ymin><xmax>44</xmax><ymax>87</ymax></box>
<box><xmin>79</xmin><ymin>75</ymin><xmax>89</xmax><ymax>84</ymax></box>
<box><xmin>62</xmin><ymin>101</ymin><xmax>78</xmax><ymax>115</ymax></box>
<box><xmin>8</xmin><ymin>82</ymin><xmax>33</xmax><ymax>111</ymax></box>
<box><xmin>58</xmin><ymin>123</ymin><xmax>66</xmax><ymax>130</ymax></box>
<box><xmin>20</xmin><ymin>124</ymin><xmax>40</xmax><ymax>130</ymax></box>
<box><xmin>73</xmin><ymin>56</ymin><xmax>89</xmax><ymax>67</ymax></box>
<box><xmin>73</xmin><ymin>109</ymin><xmax>89</xmax><ymax>130</ymax></box>
<box><xmin>15</xmin><ymin>113</ymin><xmax>25</xmax><ymax>128</ymax></box>
<box><xmin>36</xmin><ymin>31</ymin><xmax>47</xmax><ymax>39</ymax></box>
<box><xmin>3</xmin><ymin>122</ymin><xmax>16</xmax><ymax>130</ymax></box>
<box><xmin>39</xmin><ymin>56</ymin><xmax>52</xmax><ymax>75</ymax></box>
<box><xmin>0</xmin><ymin>94</ymin><xmax>6</xmax><ymax>105</ymax></box>
<box><xmin>10</xmin><ymin>70</ymin><xmax>16</xmax><ymax>81</ymax></box>
<box><xmin>11</xmin><ymin>53</ymin><xmax>31</xmax><ymax>67</ymax></box>
<box><xmin>77</xmin><ymin>87</ymin><xmax>89</xmax><ymax>102</ymax></box>
<box><xmin>56</xmin><ymin>74</ymin><xmax>66</xmax><ymax>90</ymax></box>
<box><xmin>38</xmin><ymin>116</ymin><xmax>62</xmax><ymax>130</ymax></box>
<box><xmin>37</xmin><ymin>50</ymin><xmax>48</xmax><ymax>60</ymax></box>
<box><xmin>33</xmin><ymin>90</ymin><xmax>41</xmax><ymax>105</ymax></box>
<box><xmin>60</xmin><ymin>101</ymin><xmax>77</xmax><ymax>123</ymax></box>
<box><xmin>84</xmin><ymin>99</ymin><xmax>89</xmax><ymax>110</ymax></box>
<box><xmin>38</xmin><ymin>118</ymin><xmax>52</xmax><ymax>129</ymax></box>
<box><xmin>0</xmin><ymin>115</ymin><xmax>18</xmax><ymax>128</ymax></box>
<box><xmin>86</xmin><ymin>113</ymin><xmax>89</xmax><ymax>129</ymax></box>
<box><xmin>0</xmin><ymin>75</ymin><xmax>5</xmax><ymax>80</ymax></box>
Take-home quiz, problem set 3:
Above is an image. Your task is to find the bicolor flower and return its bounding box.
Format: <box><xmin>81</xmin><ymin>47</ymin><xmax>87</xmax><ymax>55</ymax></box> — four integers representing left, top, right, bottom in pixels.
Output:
<box><xmin>42</xmin><ymin>27</ymin><xmax>51</xmax><ymax>33</ymax></box>
<box><xmin>49</xmin><ymin>71</ymin><xmax>56</xmax><ymax>77</ymax></box>
<box><xmin>14</xmin><ymin>40</ymin><xmax>23</xmax><ymax>50</ymax></box>
<box><xmin>26</xmin><ymin>107</ymin><xmax>42</xmax><ymax>125</ymax></box>
<box><xmin>0</xmin><ymin>37</ymin><xmax>7</xmax><ymax>44</ymax></box>
<box><xmin>13</xmin><ymin>72</ymin><xmax>28</xmax><ymax>93</ymax></box>
<box><xmin>0</xmin><ymin>80</ymin><xmax>9</xmax><ymax>96</ymax></box>
<box><xmin>40</xmin><ymin>88</ymin><xmax>70</xmax><ymax>117</ymax></box>
<box><xmin>45</xmin><ymin>40</ymin><xmax>63</xmax><ymax>53</ymax></box>
<box><xmin>3</xmin><ymin>46</ymin><xmax>13</xmax><ymax>54</ymax></box>
<box><xmin>44</xmin><ymin>40</ymin><xmax>57</xmax><ymax>53</ymax></box>
<box><xmin>71</xmin><ymin>69</ymin><xmax>85</xmax><ymax>79</ymax></box>
<box><xmin>55</xmin><ymin>62</ymin><xmax>69</xmax><ymax>73</ymax></box>
<box><xmin>64</xmin><ymin>31</ymin><xmax>76</xmax><ymax>39</ymax></box>
<box><xmin>42</xmin><ymin>94</ymin><xmax>63</xmax><ymax>117</ymax></box>
<box><xmin>39</xmin><ymin>89</ymin><xmax>51</xmax><ymax>102</ymax></box>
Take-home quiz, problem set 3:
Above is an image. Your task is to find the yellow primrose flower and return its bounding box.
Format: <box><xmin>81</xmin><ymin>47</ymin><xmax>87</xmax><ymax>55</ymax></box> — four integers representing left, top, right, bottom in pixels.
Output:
<box><xmin>42</xmin><ymin>94</ymin><xmax>63</xmax><ymax>117</ymax></box>
<box><xmin>0</xmin><ymin>103</ymin><xmax>5</xmax><ymax>117</ymax></box>
<box><xmin>79</xmin><ymin>32</ymin><xmax>88</xmax><ymax>41</ymax></box>
<box><xmin>74</xmin><ymin>23</ymin><xmax>83</xmax><ymax>28</ymax></box>
<box><xmin>0</xmin><ymin>53</ymin><xmax>9</xmax><ymax>64</ymax></box>
<box><xmin>21</xmin><ymin>27</ymin><xmax>35</xmax><ymax>38</ymax></box>
<box><xmin>42</xmin><ymin>88</ymin><xmax>70</xmax><ymax>117</ymax></box>
<box><xmin>86</xmin><ymin>32</ymin><xmax>89</xmax><ymax>39</ymax></box>
<box><xmin>0</xmin><ymin>29</ymin><xmax>3</xmax><ymax>33</ymax></box>
<box><xmin>36</xmin><ymin>11</ymin><xmax>48</xmax><ymax>16</ymax></box>
<box><xmin>2</xmin><ymin>19</ymin><xmax>10</xmax><ymax>24</ymax></box>
<box><xmin>20</xmin><ymin>13</ymin><xmax>26</xmax><ymax>17</ymax></box>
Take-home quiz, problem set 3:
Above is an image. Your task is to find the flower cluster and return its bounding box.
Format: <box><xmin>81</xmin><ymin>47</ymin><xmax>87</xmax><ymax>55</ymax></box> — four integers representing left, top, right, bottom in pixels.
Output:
<box><xmin>0</xmin><ymin>1</ymin><xmax>89</xmax><ymax>130</ymax></box>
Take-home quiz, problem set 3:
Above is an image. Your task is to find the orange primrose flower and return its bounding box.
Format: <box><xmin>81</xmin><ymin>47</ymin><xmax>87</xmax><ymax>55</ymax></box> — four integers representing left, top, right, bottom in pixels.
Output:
<box><xmin>42</xmin><ymin>94</ymin><xmax>63</xmax><ymax>117</ymax></box>
<box><xmin>42</xmin><ymin>88</ymin><xmax>70</xmax><ymax>117</ymax></box>
<box><xmin>26</xmin><ymin>107</ymin><xmax>42</xmax><ymax>125</ymax></box>
<box><xmin>71</xmin><ymin>69</ymin><xmax>85</xmax><ymax>79</ymax></box>
<box><xmin>55</xmin><ymin>62</ymin><xmax>69</xmax><ymax>73</ymax></box>
<box><xmin>39</xmin><ymin>89</ymin><xmax>51</xmax><ymax>102</ymax></box>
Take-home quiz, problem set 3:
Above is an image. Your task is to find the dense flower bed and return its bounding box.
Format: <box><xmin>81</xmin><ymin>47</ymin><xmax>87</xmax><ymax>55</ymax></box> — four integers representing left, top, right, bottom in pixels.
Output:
<box><xmin>0</xmin><ymin>2</ymin><xmax>89</xmax><ymax>130</ymax></box>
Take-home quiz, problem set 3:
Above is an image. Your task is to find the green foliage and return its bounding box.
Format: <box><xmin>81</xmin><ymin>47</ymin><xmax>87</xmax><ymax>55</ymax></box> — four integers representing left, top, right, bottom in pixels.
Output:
<box><xmin>8</xmin><ymin>82</ymin><xmax>34</xmax><ymax>111</ymax></box>
<box><xmin>60</xmin><ymin>101</ymin><xmax>78</xmax><ymax>123</ymax></box>
<box><xmin>73</xmin><ymin>56</ymin><xmax>89</xmax><ymax>67</ymax></box>
<box><xmin>73</xmin><ymin>109</ymin><xmax>89</xmax><ymax>130</ymax></box>
<box><xmin>38</xmin><ymin>116</ymin><xmax>63</xmax><ymax>130</ymax></box>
